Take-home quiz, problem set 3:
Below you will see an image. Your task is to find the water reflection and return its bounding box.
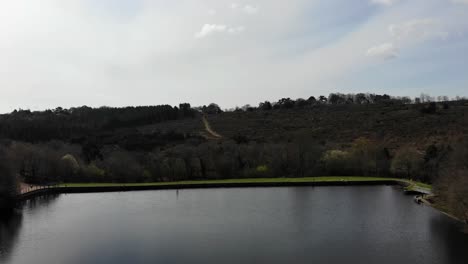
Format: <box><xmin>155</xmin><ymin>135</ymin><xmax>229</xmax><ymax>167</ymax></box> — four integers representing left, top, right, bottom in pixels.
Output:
<box><xmin>0</xmin><ymin>210</ymin><xmax>22</xmax><ymax>262</ymax></box>
<box><xmin>429</xmin><ymin>215</ymin><xmax>468</xmax><ymax>264</ymax></box>
<box><xmin>0</xmin><ymin>194</ymin><xmax>60</xmax><ymax>262</ymax></box>
<box><xmin>2</xmin><ymin>187</ymin><xmax>468</xmax><ymax>264</ymax></box>
<box><xmin>21</xmin><ymin>193</ymin><xmax>60</xmax><ymax>210</ymax></box>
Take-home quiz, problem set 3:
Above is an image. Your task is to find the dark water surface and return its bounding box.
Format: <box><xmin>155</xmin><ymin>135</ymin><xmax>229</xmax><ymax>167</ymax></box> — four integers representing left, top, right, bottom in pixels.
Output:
<box><xmin>1</xmin><ymin>186</ymin><xmax>468</xmax><ymax>264</ymax></box>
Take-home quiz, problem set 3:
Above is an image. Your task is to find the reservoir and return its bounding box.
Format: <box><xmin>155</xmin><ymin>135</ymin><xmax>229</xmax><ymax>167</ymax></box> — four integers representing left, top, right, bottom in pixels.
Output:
<box><xmin>1</xmin><ymin>186</ymin><xmax>468</xmax><ymax>264</ymax></box>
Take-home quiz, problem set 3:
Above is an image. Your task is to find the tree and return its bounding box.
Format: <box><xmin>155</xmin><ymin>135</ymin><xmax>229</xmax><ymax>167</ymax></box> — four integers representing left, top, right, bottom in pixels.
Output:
<box><xmin>0</xmin><ymin>148</ymin><xmax>18</xmax><ymax>209</ymax></box>
<box><xmin>241</xmin><ymin>104</ymin><xmax>255</xmax><ymax>112</ymax></box>
<box><xmin>172</xmin><ymin>158</ymin><xmax>188</xmax><ymax>180</ymax></box>
<box><xmin>420</xmin><ymin>93</ymin><xmax>434</xmax><ymax>103</ymax></box>
<box><xmin>434</xmin><ymin>139</ymin><xmax>468</xmax><ymax>224</ymax></box>
<box><xmin>275</xmin><ymin>98</ymin><xmax>295</xmax><ymax>109</ymax></box>
<box><xmin>178</xmin><ymin>103</ymin><xmax>193</xmax><ymax>117</ymax></box>
<box><xmin>307</xmin><ymin>96</ymin><xmax>317</xmax><ymax>105</ymax></box>
<box><xmin>318</xmin><ymin>96</ymin><xmax>328</xmax><ymax>104</ymax></box>
<box><xmin>355</xmin><ymin>93</ymin><xmax>368</xmax><ymax>104</ymax></box>
<box><xmin>295</xmin><ymin>98</ymin><xmax>308</xmax><ymax>108</ymax></box>
<box><xmin>60</xmin><ymin>154</ymin><xmax>80</xmax><ymax>182</ymax></box>
<box><xmin>82</xmin><ymin>141</ymin><xmax>103</xmax><ymax>163</ymax></box>
<box><xmin>376</xmin><ymin>148</ymin><xmax>391</xmax><ymax>177</ymax></box>
<box><xmin>179</xmin><ymin>103</ymin><xmax>191</xmax><ymax>110</ymax></box>
<box><xmin>203</xmin><ymin>103</ymin><xmax>222</xmax><ymax>114</ymax></box>
<box><xmin>348</xmin><ymin>138</ymin><xmax>378</xmax><ymax>176</ymax></box>
<box><xmin>400</xmin><ymin>96</ymin><xmax>412</xmax><ymax>104</ymax></box>
<box><xmin>445</xmin><ymin>170</ymin><xmax>468</xmax><ymax>223</ymax></box>
<box><xmin>344</xmin><ymin>94</ymin><xmax>354</xmax><ymax>104</ymax></box>
<box><xmin>258</xmin><ymin>101</ymin><xmax>272</xmax><ymax>111</ymax></box>
<box><xmin>321</xmin><ymin>150</ymin><xmax>352</xmax><ymax>175</ymax></box>
<box><xmin>328</xmin><ymin>93</ymin><xmax>346</xmax><ymax>104</ymax></box>
<box><xmin>437</xmin><ymin>96</ymin><xmax>449</xmax><ymax>102</ymax></box>
<box><xmin>101</xmin><ymin>150</ymin><xmax>143</xmax><ymax>182</ymax></box>
<box><xmin>291</xmin><ymin>136</ymin><xmax>324</xmax><ymax>177</ymax></box>
<box><xmin>422</xmin><ymin>144</ymin><xmax>439</xmax><ymax>182</ymax></box>
<box><xmin>391</xmin><ymin>146</ymin><xmax>423</xmax><ymax>180</ymax></box>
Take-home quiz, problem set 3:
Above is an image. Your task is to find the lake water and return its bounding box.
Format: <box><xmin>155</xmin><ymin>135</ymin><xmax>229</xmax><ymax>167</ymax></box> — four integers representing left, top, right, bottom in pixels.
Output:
<box><xmin>1</xmin><ymin>186</ymin><xmax>468</xmax><ymax>264</ymax></box>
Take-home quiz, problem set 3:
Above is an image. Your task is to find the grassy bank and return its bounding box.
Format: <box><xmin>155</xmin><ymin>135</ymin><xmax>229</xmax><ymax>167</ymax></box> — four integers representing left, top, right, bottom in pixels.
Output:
<box><xmin>403</xmin><ymin>181</ymin><xmax>432</xmax><ymax>191</ymax></box>
<box><xmin>57</xmin><ymin>177</ymin><xmax>431</xmax><ymax>191</ymax></box>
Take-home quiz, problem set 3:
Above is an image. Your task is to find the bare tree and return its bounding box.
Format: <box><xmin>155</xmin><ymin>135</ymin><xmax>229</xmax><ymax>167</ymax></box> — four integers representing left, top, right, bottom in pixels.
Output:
<box><xmin>391</xmin><ymin>146</ymin><xmax>423</xmax><ymax>180</ymax></box>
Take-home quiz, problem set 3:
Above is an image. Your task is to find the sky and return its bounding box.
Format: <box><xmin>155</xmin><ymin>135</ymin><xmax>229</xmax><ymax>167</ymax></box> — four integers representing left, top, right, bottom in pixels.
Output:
<box><xmin>1</xmin><ymin>0</ymin><xmax>468</xmax><ymax>112</ymax></box>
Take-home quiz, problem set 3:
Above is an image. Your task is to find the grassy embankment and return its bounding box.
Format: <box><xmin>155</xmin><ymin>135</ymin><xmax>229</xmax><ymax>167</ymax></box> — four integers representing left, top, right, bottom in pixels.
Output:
<box><xmin>57</xmin><ymin>177</ymin><xmax>432</xmax><ymax>192</ymax></box>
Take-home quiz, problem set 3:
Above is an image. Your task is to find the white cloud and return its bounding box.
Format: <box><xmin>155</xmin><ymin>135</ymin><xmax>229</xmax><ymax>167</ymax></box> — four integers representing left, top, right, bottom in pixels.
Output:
<box><xmin>389</xmin><ymin>19</ymin><xmax>448</xmax><ymax>42</ymax></box>
<box><xmin>366</xmin><ymin>43</ymin><xmax>399</xmax><ymax>59</ymax></box>
<box><xmin>230</xmin><ymin>3</ymin><xmax>259</xmax><ymax>14</ymax></box>
<box><xmin>371</xmin><ymin>0</ymin><xmax>398</xmax><ymax>6</ymax></box>
<box><xmin>367</xmin><ymin>18</ymin><xmax>449</xmax><ymax>60</ymax></box>
<box><xmin>243</xmin><ymin>5</ymin><xmax>258</xmax><ymax>15</ymax></box>
<box><xmin>195</xmin><ymin>24</ymin><xmax>244</xmax><ymax>38</ymax></box>
<box><xmin>195</xmin><ymin>24</ymin><xmax>227</xmax><ymax>38</ymax></box>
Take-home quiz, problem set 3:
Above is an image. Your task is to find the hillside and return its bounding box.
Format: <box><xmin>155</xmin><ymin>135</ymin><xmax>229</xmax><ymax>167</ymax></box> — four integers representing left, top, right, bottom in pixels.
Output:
<box><xmin>208</xmin><ymin>102</ymin><xmax>468</xmax><ymax>149</ymax></box>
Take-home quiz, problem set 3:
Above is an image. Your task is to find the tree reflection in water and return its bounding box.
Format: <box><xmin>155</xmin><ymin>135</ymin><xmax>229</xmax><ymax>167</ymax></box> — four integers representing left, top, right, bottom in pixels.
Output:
<box><xmin>22</xmin><ymin>193</ymin><xmax>60</xmax><ymax>214</ymax></box>
<box><xmin>429</xmin><ymin>215</ymin><xmax>468</xmax><ymax>264</ymax></box>
<box><xmin>0</xmin><ymin>194</ymin><xmax>60</xmax><ymax>262</ymax></box>
<box><xmin>0</xmin><ymin>209</ymin><xmax>22</xmax><ymax>262</ymax></box>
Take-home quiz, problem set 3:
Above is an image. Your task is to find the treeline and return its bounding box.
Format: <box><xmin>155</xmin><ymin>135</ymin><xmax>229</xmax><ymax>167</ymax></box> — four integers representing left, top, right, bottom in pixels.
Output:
<box><xmin>2</xmin><ymin>135</ymin><xmax>465</xmax><ymax>218</ymax></box>
<box><xmin>226</xmin><ymin>93</ymin><xmax>465</xmax><ymax>112</ymax></box>
<box><xmin>0</xmin><ymin>137</ymin><xmax>453</xmax><ymax>184</ymax></box>
<box><xmin>0</xmin><ymin>104</ymin><xmax>196</xmax><ymax>142</ymax></box>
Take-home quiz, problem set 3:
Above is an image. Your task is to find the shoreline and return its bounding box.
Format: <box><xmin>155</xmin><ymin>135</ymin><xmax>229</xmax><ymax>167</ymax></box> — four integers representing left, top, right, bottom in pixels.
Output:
<box><xmin>419</xmin><ymin>196</ymin><xmax>467</xmax><ymax>224</ymax></box>
<box><xmin>16</xmin><ymin>177</ymin><xmax>426</xmax><ymax>201</ymax></box>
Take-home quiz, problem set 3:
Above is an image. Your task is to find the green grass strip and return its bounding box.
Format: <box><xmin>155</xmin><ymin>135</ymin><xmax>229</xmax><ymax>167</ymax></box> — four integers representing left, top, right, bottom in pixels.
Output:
<box><xmin>57</xmin><ymin>177</ymin><xmax>431</xmax><ymax>190</ymax></box>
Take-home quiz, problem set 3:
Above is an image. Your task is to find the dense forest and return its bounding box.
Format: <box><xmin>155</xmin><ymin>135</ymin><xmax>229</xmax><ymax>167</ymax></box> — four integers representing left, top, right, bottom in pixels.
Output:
<box><xmin>0</xmin><ymin>92</ymin><xmax>467</xmax><ymax>222</ymax></box>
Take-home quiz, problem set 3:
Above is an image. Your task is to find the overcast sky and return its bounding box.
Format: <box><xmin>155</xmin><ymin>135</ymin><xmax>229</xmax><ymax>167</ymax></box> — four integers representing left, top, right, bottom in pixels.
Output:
<box><xmin>1</xmin><ymin>0</ymin><xmax>468</xmax><ymax>112</ymax></box>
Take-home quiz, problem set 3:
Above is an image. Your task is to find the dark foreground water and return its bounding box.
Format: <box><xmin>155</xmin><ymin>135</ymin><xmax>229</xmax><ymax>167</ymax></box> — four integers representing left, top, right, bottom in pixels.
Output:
<box><xmin>1</xmin><ymin>186</ymin><xmax>468</xmax><ymax>264</ymax></box>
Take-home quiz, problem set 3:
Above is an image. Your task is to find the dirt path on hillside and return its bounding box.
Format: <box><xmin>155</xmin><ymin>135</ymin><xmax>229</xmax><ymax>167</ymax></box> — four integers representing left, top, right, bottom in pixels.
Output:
<box><xmin>201</xmin><ymin>115</ymin><xmax>222</xmax><ymax>139</ymax></box>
